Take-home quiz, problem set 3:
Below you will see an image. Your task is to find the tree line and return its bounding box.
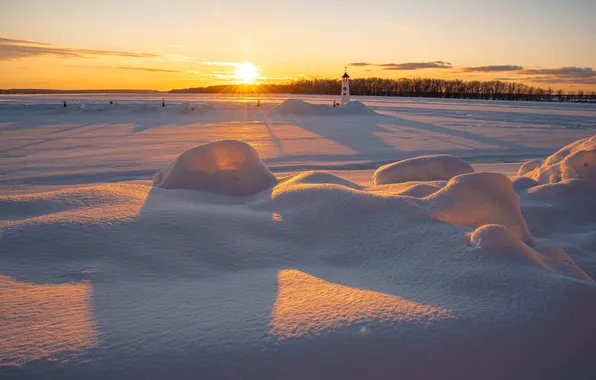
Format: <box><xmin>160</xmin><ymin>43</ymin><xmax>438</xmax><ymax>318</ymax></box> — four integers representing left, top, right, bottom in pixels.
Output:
<box><xmin>171</xmin><ymin>78</ymin><xmax>596</xmax><ymax>102</ymax></box>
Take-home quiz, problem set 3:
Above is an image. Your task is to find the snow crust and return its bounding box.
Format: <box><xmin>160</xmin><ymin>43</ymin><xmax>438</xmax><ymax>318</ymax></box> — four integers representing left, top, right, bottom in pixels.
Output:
<box><xmin>373</xmin><ymin>154</ymin><xmax>474</xmax><ymax>185</ymax></box>
<box><xmin>153</xmin><ymin>140</ymin><xmax>277</xmax><ymax>196</ymax></box>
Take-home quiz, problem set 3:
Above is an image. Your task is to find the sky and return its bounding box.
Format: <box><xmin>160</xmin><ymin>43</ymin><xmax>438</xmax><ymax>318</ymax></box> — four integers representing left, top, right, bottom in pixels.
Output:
<box><xmin>1</xmin><ymin>0</ymin><xmax>595</xmax><ymax>91</ymax></box>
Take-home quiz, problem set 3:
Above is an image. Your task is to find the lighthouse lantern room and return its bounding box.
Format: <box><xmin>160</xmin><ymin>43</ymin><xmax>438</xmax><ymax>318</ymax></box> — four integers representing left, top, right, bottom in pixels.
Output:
<box><xmin>340</xmin><ymin>66</ymin><xmax>350</xmax><ymax>105</ymax></box>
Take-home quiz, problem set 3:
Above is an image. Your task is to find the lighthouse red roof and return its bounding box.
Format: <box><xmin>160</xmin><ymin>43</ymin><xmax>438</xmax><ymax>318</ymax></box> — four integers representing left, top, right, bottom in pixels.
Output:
<box><xmin>342</xmin><ymin>71</ymin><xmax>350</xmax><ymax>79</ymax></box>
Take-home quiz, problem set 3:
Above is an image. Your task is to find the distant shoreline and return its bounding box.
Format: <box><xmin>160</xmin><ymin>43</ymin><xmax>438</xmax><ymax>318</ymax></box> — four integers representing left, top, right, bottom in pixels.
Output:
<box><xmin>1</xmin><ymin>86</ymin><xmax>595</xmax><ymax>103</ymax></box>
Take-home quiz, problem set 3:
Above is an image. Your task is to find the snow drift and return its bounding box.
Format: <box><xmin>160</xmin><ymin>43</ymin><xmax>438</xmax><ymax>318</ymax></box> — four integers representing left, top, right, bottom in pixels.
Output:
<box><xmin>467</xmin><ymin>224</ymin><xmax>592</xmax><ymax>282</ymax></box>
<box><xmin>2</xmin><ymin>137</ymin><xmax>596</xmax><ymax>380</ymax></box>
<box><xmin>270</xmin><ymin>99</ymin><xmax>376</xmax><ymax>115</ymax></box>
<box><xmin>153</xmin><ymin>140</ymin><xmax>277</xmax><ymax>196</ymax></box>
<box><xmin>426</xmin><ymin>172</ymin><xmax>535</xmax><ymax>244</ymax></box>
<box><xmin>524</xmin><ymin>135</ymin><xmax>596</xmax><ymax>184</ymax></box>
<box><xmin>373</xmin><ymin>154</ymin><xmax>474</xmax><ymax>185</ymax></box>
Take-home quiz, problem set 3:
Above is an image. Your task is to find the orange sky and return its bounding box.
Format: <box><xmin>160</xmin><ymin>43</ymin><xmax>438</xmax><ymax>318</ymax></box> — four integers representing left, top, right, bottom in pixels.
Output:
<box><xmin>1</xmin><ymin>0</ymin><xmax>595</xmax><ymax>92</ymax></box>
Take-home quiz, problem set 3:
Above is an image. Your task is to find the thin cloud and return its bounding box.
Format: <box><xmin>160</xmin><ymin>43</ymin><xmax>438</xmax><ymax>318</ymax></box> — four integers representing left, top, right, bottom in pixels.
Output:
<box><xmin>521</xmin><ymin>76</ymin><xmax>596</xmax><ymax>85</ymax></box>
<box><xmin>520</xmin><ymin>66</ymin><xmax>596</xmax><ymax>77</ymax></box>
<box><xmin>0</xmin><ymin>37</ymin><xmax>160</xmax><ymax>61</ymax></box>
<box><xmin>350</xmin><ymin>61</ymin><xmax>453</xmax><ymax>70</ymax></box>
<box><xmin>349</xmin><ymin>62</ymin><xmax>372</xmax><ymax>67</ymax></box>
<box><xmin>116</xmin><ymin>66</ymin><xmax>183</xmax><ymax>73</ymax></box>
<box><xmin>0</xmin><ymin>37</ymin><xmax>52</xmax><ymax>46</ymax></box>
<box><xmin>517</xmin><ymin>67</ymin><xmax>596</xmax><ymax>85</ymax></box>
<box><xmin>462</xmin><ymin>65</ymin><xmax>523</xmax><ymax>72</ymax></box>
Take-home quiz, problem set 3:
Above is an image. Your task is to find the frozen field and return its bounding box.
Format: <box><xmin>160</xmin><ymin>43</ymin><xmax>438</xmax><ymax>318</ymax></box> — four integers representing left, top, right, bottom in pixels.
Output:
<box><xmin>1</xmin><ymin>94</ymin><xmax>595</xmax><ymax>192</ymax></box>
<box><xmin>1</xmin><ymin>95</ymin><xmax>596</xmax><ymax>379</ymax></box>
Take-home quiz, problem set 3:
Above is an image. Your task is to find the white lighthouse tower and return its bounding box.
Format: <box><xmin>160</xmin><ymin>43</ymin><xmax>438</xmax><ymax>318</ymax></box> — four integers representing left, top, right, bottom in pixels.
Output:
<box><xmin>340</xmin><ymin>66</ymin><xmax>350</xmax><ymax>105</ymax></box>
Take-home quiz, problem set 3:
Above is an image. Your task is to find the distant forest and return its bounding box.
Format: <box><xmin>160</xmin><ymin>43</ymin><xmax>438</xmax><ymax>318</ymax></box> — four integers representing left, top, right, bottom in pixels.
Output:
<box><xmin>172</xmin><ymin>78</ymin><xmax>596</xmax><ymax>103</ymax></box>
<box><xmin>3</xmin><ymin>78</ymin><xmax>595</xmax><ymax>102</ymax></box>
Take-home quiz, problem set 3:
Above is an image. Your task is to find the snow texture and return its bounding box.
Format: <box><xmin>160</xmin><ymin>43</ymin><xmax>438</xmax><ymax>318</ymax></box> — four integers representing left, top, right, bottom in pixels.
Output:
<box><xmin>373</xmin><ymin>154</ymin><xmax>474</xmax><ymax>185</ymax></box>
<box><xmin>1</xmin><ymin>95</ymin><xmax>596</xmax><ymax>380</ymax></box>
<box><xmin>525</xmin><ymin>135</ymin><xmax>596</xmax><ymax>184</ymax></box>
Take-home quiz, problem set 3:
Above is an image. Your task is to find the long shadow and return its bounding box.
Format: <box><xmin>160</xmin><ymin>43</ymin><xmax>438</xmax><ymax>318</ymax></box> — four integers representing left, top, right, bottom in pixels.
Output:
<box><xmin>382</xmin><ymin>113</ymin><xmax>527</xmax><ymax>150</ymax></box>
<box><xmin>269</xmin><ymin>113</ymin><xmax>400</xmax><ymax>158</ymax></box>
<box><xmin>267</xmin><ymin>111</ymin><xmax>527</xmax><ymax>168</ymax></box>
<box><xmin>0</xmin><ymin>122</ymin><xmax>110</xmax><ymax>154</ymax></box>
<box><xmin>374</xmin><ymin>104</ymin><xmax>596</xmax><ymax>130</ymax></box>
<box><xmin>262</xmin><ymin>116</ymin><xmax>284</xmax><ymax>155</ymax></box>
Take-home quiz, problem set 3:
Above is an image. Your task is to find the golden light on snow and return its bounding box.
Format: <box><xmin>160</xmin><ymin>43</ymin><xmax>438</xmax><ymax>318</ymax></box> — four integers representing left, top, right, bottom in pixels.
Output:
<box><xmin>269</xmin><ymin>270</ymin><xmax>453</xmax><ymax>339</ymax></box>
<box><xmin>0</xmin><ymin>276</ymin><xmax>98</xmax><ymax>367</ymax></box>
<box><xmin>235</xmin><ymin>62</ymin><xmax>259</xmax><ymax>83</ymax></box>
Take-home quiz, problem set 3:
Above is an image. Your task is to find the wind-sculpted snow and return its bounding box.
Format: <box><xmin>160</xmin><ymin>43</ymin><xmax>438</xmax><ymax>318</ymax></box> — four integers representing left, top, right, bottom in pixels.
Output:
<box><xmin>373</xmin><ymin>154</ymin><xmax>474</xmax><ymax>185</ymax></box>
<box><xmin>2</xmin><ymin>139</ymin><xmax>596</xmax><ymax>379</ymax></box>
<box><xmin>153</xmin><ymin>140</ymin><xmax>278</xmax><ymax>196</ymax></box>
<box><xmin>426</xmin><ymin>172</ymin><xmax>535</xmax><ymax>244</ymax></box>
<box><xmin>467</xmin><ymin>224</ymin><xmax>592</xmax><ymax>282</ymax></box>
<box><xmin>524</xmin><ymin>135</ymin><xmax>596</xmax><ymax>184</ymax></box>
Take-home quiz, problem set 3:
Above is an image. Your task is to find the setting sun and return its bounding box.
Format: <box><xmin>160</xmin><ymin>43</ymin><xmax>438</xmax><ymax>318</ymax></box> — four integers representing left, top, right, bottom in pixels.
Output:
<box><xmin>235</xmin><ymin>62</ymin><xmax>259</xmax><ymax>83</ymax></box>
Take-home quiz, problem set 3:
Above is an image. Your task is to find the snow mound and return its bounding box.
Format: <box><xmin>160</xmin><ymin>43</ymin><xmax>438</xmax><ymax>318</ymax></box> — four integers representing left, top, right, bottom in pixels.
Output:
<box><xmin>512</xmin><ymin>176</ymin><xmax>540</xmax><ymax>192</ymax></box>
<box><xmin>340</xmin><ymin>100</ymin><xmax>377</xmax><ymax>114</ymax></box>
<box><xmin>525</xmin><ymin>135</ymin><xmax>596</xmax><ymax>184</ymax></box>
<box><xmin>517</xmin><ymin>159</ymin><xmax>542</xmax><ymax>176</ymax></box>
<box><xmin>427</xmin><ymin>172</ymin><xmax>535</xmax><ymax>244</ymax></box>
<box><xmin>468</xmin><ymin>224</ymin><xmax>592</xmax><ymax>282</ymax></box>
<box><xmin>468</xmin><ymin>224</ymin><xmax>533</xmax><ymax>252</ymax></box>
<box><xmin>374</xmin><ymin>155</ymin><xmax>474</xmax><ymax>185</ymax></box>
<box><xmin>270</xmin><ymin>99</ymin><xmax>376</xmax><ymax>115</ymax></box>
<box><xmin>153</xmin><ymin>140</ymin><xmax>277</xmax><ymax>196</ymax></box>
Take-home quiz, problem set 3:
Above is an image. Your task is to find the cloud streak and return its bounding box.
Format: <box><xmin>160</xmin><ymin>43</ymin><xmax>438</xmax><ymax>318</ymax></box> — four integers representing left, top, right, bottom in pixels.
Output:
<box><xmin>462</xmin><ymin>65</ymin><xmax>523</xmax><ymax>72</ymax></box>
<box><xmin>517</xmin><ymin>67</ymin><xmax>596</xmax><ymax>85</ymax></box>
<box><xmin>0</xmin><ymin>37</ymin><xmax>160</xmax><ymax>61</ymax></box>
<box><xmin>348</xmin><ymin>61</ymin><xmax>452</xmax><ymax>70</ymax></box>
<box><xmin>115</xmin><ymin>66</ymin><xmax>183</xmax><ymax>73</ymax></box>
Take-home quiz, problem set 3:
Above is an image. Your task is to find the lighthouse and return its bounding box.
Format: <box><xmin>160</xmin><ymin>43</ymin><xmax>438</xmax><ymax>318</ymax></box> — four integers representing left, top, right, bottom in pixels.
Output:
<box><xmin>340</xmin><ymin>66</ymin><xmax>350</xmax><ymax>105</ymax></box>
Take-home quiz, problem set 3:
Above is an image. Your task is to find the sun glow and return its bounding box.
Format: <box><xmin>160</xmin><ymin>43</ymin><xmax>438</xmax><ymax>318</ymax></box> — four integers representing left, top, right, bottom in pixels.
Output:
<box><xmin>235</xmin><ymin>62</ymin><xmax>259</xmax><ymax>83</ymax></box>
